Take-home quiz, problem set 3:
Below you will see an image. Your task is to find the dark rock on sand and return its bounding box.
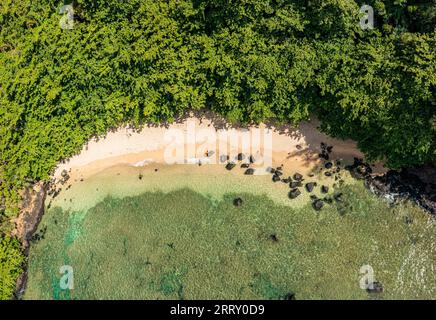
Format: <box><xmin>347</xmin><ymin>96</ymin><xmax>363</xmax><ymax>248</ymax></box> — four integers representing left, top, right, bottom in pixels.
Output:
<box><xmin>293</xmin><ymin>173</ymin><xmax>303</xmax><ymax>181</ymax></box>
<box><xmin>237</xmin><ymin>153</ymin><xmax>245</xmax><ymax>161</ymax></box>
<box><xmin>226</xmin><ymin>162</ymin><xmax>236</xmax><ymax>170</ymax></box>
<box><xmin>233</xmin><ymin>198</ymin><xmax>243</xmax><ymax>207</ymax></box>
<box><xmin>266</xmin><ymin>167</ymin><xmax>276</xmax><ymax>174</ymax></box>
<box><xmin>249</xmin><ymin>155</ymin><xmax>256</xmax><ymax>164</ymax></box>
<box><xmin>288</xmin><ymin>188</ymin><xmax>301</xmax><ymax>199</ymax></box>
<box><xmin>321</xmin><ymin>185</ymin><xmax>329</xmax><ymax>193</ymax></box>
<box><xmin>272</xmin><ymin>174</ymin><xmax>281</xmax><ymax>182</ymax></box>
<box><xmin>281</xmin><ymin>177</ymin><xmax>291</xmax><ymax>183</ymax></box>
<box><xmin>241</xmin><ymin>163</ymin><xmax>250</xmax><ymax>168</ymax></box>
<box><xmin>244</xmin><ymin>168</ymin><xmax>255</xmax><ymax>175</ymax></box>
<box><xmin>220</xmin><ymin>155</ymin><xmax>230</xmax><ymax>163</ymax></box>
<box><xmin>275</xmin><ymin>170</ymin><xmax>283</xmax><ymax>176</ymax></box>
<box><xmin>324</xmin><ymin>171</ymin><xmax>332</xmax><ymax>177</ymax></box>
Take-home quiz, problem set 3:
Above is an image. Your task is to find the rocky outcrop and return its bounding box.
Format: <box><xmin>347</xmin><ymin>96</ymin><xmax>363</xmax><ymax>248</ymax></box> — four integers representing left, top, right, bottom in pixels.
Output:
<box><xmin>12</xmin><ymin>182</ymin><xmax>47</xmax><ymax>249</ymax></box>
<box><xmin>365</xmin><ymin>167</ymin><xmax>436</xmax><ymax>215</ymax></box>
<box><xmin>11</xmin><ymin>182</ymin><xmax>47</xmax><ymax>300</ymax></box>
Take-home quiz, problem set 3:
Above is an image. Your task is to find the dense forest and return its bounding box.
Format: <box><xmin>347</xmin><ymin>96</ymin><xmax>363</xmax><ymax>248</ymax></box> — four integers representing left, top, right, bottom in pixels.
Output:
<box><xmin>0</xmin><ymin>0</ymin><xmax>435</xmax><ymax>299</ymax></box>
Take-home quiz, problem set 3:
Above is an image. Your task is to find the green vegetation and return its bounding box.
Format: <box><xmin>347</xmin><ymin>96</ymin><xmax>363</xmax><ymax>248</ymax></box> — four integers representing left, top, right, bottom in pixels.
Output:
<box><xmin>0</xmin><ymin>0</ymin><xmax>435</xmax><ymax>218</ymax></box>
<box><xmin>25</xmin><ymin>183</ymin><xmax>435</xmax><ymax>299</ymax></box>
<box><xmin>0</xmin><ymin>0</ymin><xmax>435</xmax><ymax>299</ymax></box>
<box><xmin>0</xmin><ymin>235</ymin><xmax>25</xmax><ymax>300</ymax></box>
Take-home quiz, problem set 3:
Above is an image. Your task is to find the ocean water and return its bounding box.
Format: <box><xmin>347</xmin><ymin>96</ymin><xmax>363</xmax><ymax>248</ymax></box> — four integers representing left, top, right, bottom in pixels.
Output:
<box><xmin>24</xmin><ymin>165</ymin><xmax>436</xmax><ymax>299</ymax></box>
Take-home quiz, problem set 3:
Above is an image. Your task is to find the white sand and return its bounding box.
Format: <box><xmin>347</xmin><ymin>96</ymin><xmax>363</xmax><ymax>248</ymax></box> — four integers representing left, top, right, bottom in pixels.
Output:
<box><xmin>54</xmin><ymin>114</ymin><xmax>381</xmax><ymax>182</ymax></box>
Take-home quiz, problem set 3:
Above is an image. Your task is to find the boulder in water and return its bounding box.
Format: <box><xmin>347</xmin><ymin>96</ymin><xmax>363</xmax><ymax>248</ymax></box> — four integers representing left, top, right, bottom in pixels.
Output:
<box><xmin>366</xmin><ymin>281</ymin><xmax>383</xmax><ymax>294</ymax></box>
<box><xmin>290</xmin><ymin>181</ymin><xmax>302</xmax><ymax>188</ymax></box>
<box><xmin>282</xmin><ymin>177</ymin><xmax>291</xmax><ymax>183</ymax></box>
<box><xmin>305</xmin><ymin>182</ymin><xmax>316</xmax><ymax>192</ymax></box>
<box><xmin>269</xmin><ymin>234</ymin><xmax>279</xmax><ymax>242</ymax></box>
<box><xmin>226</xmin><ymin>162</ymin><xmax>236</xmax><ymax>171</ymax></box>
<box><xmin>233</xmin><ymin>198</ymin><xmax>243</xmax><ymax>207</ymax></box>
<box><xmin>293</xmin><ymin>173</ymin><xmax>303</xmax><ymax>181</ymax></box>
<box><xmin>312</xmin><ymin>199</ymin><xmax>324</xmax><ymax>211</ymax></box>
<box><xmin>288</xmin><ymin>188</ymin><xmax>301</xmax><ymax>199</ymax></box>
<box><xmin>244</xmin><ymin>168</ymin><xmax>255</xmax><ymax>175</ymax></box>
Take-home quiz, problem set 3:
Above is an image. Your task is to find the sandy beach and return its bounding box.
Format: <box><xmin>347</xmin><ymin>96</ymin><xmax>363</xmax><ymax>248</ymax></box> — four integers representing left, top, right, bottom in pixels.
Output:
<box><xmin>53</xmin><ymin>114</ymin><xmax>380</xmax><ymax>183</ymax></box>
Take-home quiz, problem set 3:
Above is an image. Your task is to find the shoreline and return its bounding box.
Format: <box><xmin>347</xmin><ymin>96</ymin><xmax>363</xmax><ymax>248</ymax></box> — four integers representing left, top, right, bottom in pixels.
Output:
<box><xmin>14</xmin><ymin>114</ymin><xmax>435</xmax><ymax>300</ymax></box>
<box><xmin>52</xmin><ymin>115</ymin><xmax>385</xmax><ymax>184</ymax></box>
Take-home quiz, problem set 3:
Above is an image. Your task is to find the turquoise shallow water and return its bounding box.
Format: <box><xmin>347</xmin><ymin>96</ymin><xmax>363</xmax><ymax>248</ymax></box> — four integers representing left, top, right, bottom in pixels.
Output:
<box><xmin>24</xmin><ymin>165</ymin><xmax>436</xmax><ymax>299</ymax></box>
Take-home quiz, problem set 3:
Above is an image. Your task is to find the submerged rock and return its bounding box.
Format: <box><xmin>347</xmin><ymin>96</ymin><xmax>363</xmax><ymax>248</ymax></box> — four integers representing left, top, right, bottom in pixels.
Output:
<box><xmin>269</xmin><ymin>234</ymin><xmax>279</xmax><ymax>242</ymax></box>
<box><xmin>321</xmin><ymin>185</ymin><xmax>329</xmax><ymax>193</ymax></box>
<box><xmin>305</xmin><ymin>182</ymin><xmax>316</xmax><ymax>192</ymax></box>
<box><xmin>312</xmin><ymin>199</ymin><xmax>324</xmax><ymax>211</ymax></box>
<box><xmin>288</xmin><ymin>188</ymin><xmax>301</xmax><ymax>199</ymax></box>
<box><xmin>233</xmin><ymin>198</ymin><xmax>243</xmax><ymax>207</ymax></box>
<box><xmin>282</xmin><ymin>292</ymin><xmax>296</xmax><ymax>300</ymax></box>
<box><xmin>334</xmin><ymin>193</ymin><xmax>344</xmax><ymax>202</ymax></box>
<box><xmin>366</xmin><ymin>281</ymin><xmax>383</xmax><ymax>294</ymax></box>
